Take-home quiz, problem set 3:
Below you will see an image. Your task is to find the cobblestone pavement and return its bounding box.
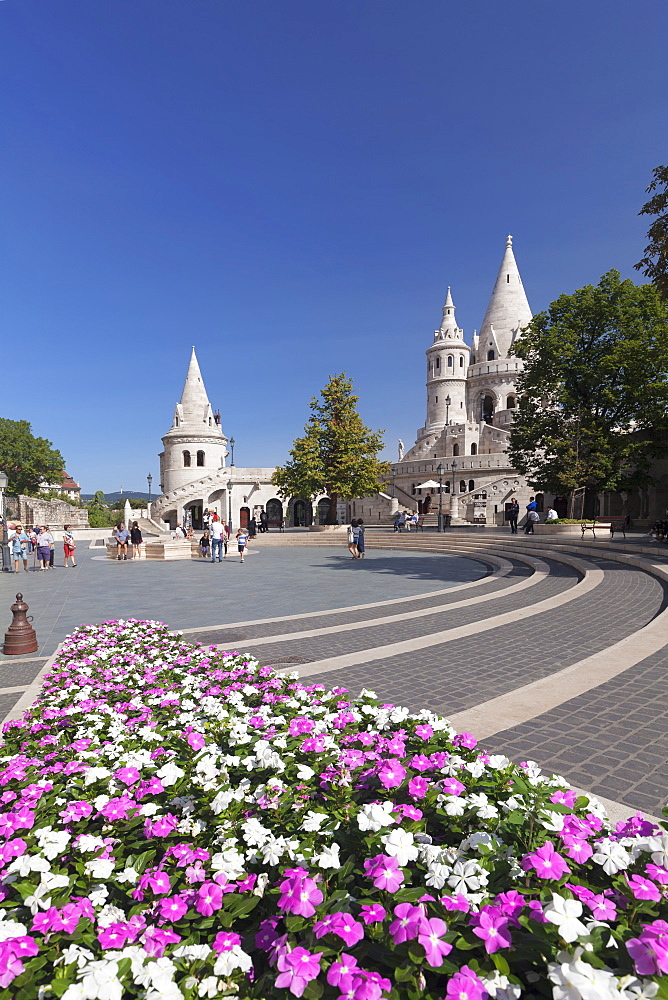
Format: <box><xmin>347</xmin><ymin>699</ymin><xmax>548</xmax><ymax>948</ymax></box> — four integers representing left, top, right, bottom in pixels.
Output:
<box><xmin>1</xmin><ymin>536</ymin><xmax>666</xmax><ymax>817</ymax></box>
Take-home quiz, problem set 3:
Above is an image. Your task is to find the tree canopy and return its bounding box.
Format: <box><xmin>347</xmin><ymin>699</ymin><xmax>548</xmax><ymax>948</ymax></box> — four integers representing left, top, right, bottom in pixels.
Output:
<box><xmin>508</xmin><ymin>270</ymin><xmax>668</xmax><ymax>500</ymax></box>
<box><xmin>0</xmin><ymin>418</ymin><xmax>66</xmax><ymax>496</ymax></box>
<box><xmin>636</xmin><ymin>164</ymin><xmax>668</xmax><ymax>301</ymax></box>
<box><xmin>272</xmin><ymin>373</ymin><xmax>390</xmax><ymax>523</ymax></box>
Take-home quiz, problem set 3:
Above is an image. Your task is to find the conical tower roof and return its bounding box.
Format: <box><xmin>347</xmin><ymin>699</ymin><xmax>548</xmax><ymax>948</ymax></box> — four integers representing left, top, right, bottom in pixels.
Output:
<box><xmin>179</xmin><ymin>347</ymin><xmax>211</xmax><ymax>422</ymax></box>
<box><xmin>434</xmin><ymin>287</ymin><xmax>467</xmax><ymax>346</ymax></box>
<box><xmin>478</xmin><ymin>236</ymin><xmax>532</xmax><ymax>358</ymax></box>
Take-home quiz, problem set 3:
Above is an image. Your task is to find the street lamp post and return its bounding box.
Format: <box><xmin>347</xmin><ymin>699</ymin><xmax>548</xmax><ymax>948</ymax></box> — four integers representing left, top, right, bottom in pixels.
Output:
<box><xmin>229</xmin><ymin>438</ymin><xmax>235</xmax><ymax>466</ymax></box>
<box><xmin>227</xmin><ymin>479</ymin><xmax>233</xmax><ymax>530</ymax></box>
<box><xmin>147</xmin><ymin>474</ymin><xmax>152</xmax><ymax>507</ymax></box>
<box><xmin>445</xmin><ymin>394</ymin><xmax>451</xmax><ymax>427</ymax></box>
<box><xmin>436</xmin><ymin>463</ymin><xmax>445</xmax><ymax>532</ymax></box>
<box><xmin>451</xmin><ymin>459</ymin><xmax>457</xmax><ymax>497</ymax></box>
<box><xmin>0</xmin><ymin>471</ymin><xmax>9</xmax><ymax>572</ymax></box>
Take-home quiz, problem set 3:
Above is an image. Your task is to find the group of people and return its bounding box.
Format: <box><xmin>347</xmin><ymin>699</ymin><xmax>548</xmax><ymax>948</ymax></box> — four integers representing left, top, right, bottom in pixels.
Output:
<box><xmin>347</xmin><ymin>518</ymin><xmax>366</xmax><ymax>558</ymax></box>
<box><xmin>112</xmin><ymin>522</ymin><xmax>143</xmax><ymax>559</ymax></box>
<box><xmin>199</xmin><ymin>517</ymin><xmax>250</xmax><ymax>562</ymax></box>
<box><xmin>393</xmin><ymin>510</ymin><xmax>419</xmax><ymax>532</ymax></box>
<box><xmin>506</xmin><ymin>498</ymin><xmax>559</xmax><ymax>534</ymax></box>
<box><xmin>6</xmin><ymin>523</ymin><xmax>77</xmax><ymax>572</ymax></box>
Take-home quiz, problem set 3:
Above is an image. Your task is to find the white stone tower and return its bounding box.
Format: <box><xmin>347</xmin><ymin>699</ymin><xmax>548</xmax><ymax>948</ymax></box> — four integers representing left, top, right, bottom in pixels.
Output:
<box><xmin>424</xmin><ymin>287</ymin><xmax>470</xmax><ymax>433</ymax></box>
<box><xmin>159</xmin><ymin>347</ymin><xmax>227</xmax><ymax>495</ymax></box>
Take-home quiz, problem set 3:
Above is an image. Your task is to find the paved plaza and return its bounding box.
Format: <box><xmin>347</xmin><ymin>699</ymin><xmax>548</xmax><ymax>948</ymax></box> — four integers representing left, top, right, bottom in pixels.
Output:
<box><xmin>1</xmin><ymin>533</ymin><xmax>667</xmax><ymax>821</ymax></box>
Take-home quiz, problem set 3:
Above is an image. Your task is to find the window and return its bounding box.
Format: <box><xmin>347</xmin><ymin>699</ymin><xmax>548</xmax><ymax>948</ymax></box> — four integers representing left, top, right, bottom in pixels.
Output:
<box><xmin>470</xmin><ymin>443</ymin><xmax>477</xmax><ymax>455</ymax></box>
<box><xmin>453</xmin><ymin>443</ymin><xmax>459</xmax><ymax>456</ymax></box>
<box><xmin>447</xmin><ymin>355</ymin><xmax>453</xmax><ymax>367</ymax></box>
<box><xmin>482</xmin><ymin>394</ymin><xmax>494</xmax><ymax>423</ymax></box>
<box><xmin>435</xmin><ymin>356</ymin><xmax>440</xmax><ymax>370</ymax></box>
<box><xmin>459</xmin><ymin>356</ymin><xmax>464</xmax><ymax>367</ymax></box>
<box><xmin>411</xmin><ymin>483</ymin><xmax>417</xmax><ymax>495</ymax></box>
<box><xmin>468</xmin><ymin>479</ymin><xmax>475</xmax><ymax>492</ymax></box>
<box><xmin>507</xmin><ymin>396</ymin><xmax>516</xmax><ymax>409</ymax></box>
<box><xmin>535</xmin><ymin>493</ymin><xmax>545</xmax><ymax>513</ymax></box>
<box><xmin>183</xmin><ymin>451</ymin><xmax>191</xmax><ymax>468</ymax></box>
<box><xmin>435</xmin><ymin>396</ymin><xmax>438</xmax><ymax>403</ymax></box>
<box><xmin>471</xmin><ymin>355</ymin><xmax>476</xmax><ymax>364</ymax></box>
<box><xmin>196</xmin><ymin>450</ymin><xmax>205</xmax><ymax>467</ymax></box>
<box><xmin>487</xmin><ymin>350</ymin><xmax>495</xmax><ymax>361</ymax></box>
<box><xmin>444</xmin><ymin>482</ymin><xmax>450</xmax><ymax>493</ymax></box>
<box><xmin>460</xmin><ymin>480</ymin><xmax>467</xmax><ymax>493</ymax></box>
<box><xmin>175</xmin><ymin>415</ymin><xmax>180</xmax><ymax>427</ymax></box>
<box><xmin>507</xmin><ymin>274</ymin><xmax>510</xmax><ymax>283</ymax></box>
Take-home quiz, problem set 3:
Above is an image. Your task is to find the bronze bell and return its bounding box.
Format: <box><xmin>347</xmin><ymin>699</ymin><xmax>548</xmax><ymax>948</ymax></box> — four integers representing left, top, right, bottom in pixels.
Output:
<box><xmin>3</xmin><ymin>594</ymin><xmax>38</xmax><ymax>656</ymax></box>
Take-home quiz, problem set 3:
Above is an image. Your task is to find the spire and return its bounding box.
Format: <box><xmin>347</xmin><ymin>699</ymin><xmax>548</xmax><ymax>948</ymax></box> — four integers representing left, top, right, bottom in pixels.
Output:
<box><xmin>478</xmin><ymin>235</ymin><xmax>532</xmax><ymax>358</ymax></box>
<box><xmin>435</xmin><ymin>286</ymin><xmax>466</xmax><ymax>344</ymax></box>
<box><xmin>167</xmin><ymin>346</ymin><xmax>223</xmax><ymax>436</ymax></box>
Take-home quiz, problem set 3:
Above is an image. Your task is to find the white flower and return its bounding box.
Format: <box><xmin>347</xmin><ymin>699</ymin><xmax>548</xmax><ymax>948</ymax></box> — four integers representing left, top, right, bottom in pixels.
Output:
<box><xmin>85</xmin><ymin>858</ymin><xmax>115</xmax><ymax>879</ymax></box>
<box><xmin>155</xmin><ymin>761</ymin><xmax>185</xmax><ymax>786</ymax></box>
<box><xmin>62</xmin><ymin>985</ymin><xmax>89</xmax><ymax>1000</ymax></box>
<box><xmin>618</xmin><ymin>974</ymin><xmax>659</xmax><ymax>999</ymax></box>
<box><xmin>198</xmin><ymin>977</ymin><xmax>221</xmax><ymax>998</ymax></box>
<box><xmin>260</xmin><ymin>839</ymin><xmax>285</xmax><ymax>865</ymax></box>
<box><xmin>465</xmin><ymin>760</ymin><xmax>486</xmax><ymax>778</ymax></box>
<box><xmin>7</xmin><ymin>854</ymin><xmax>50</xmax><ymax>877</ymax></box>
<box><xmin>296</xmin><ymin>764</ymin><xmax>315</xmax><ymax>780</ymax></box>
<box><xmin>548</xmin><ymin>947</ymin><xmax>621</xmax><ymax>1000</ymax></box>
<box><xmin>116</xmin><ymin>867</ymin><xmax>139</xmax><ymax>884</ymax></box>
<box><xmin>76</xmin><ymin>835</ymin><xmax>107</xmax><ymax>853</ymax></box>
<box><xmin>300</xmin><ymin>811</ymin><xmax>328</xmax><ymax>833</ymax></box>
<box><xmin>59</xmin><ymin>945</ymin><xmax>94</xmax><ymax>970</ymax></box>
<box><xmin>439</xmin><ymin>794</ymin><xmax>466</xmax><ymax>816</ymax></box>
<box><xmin>0</xmin><ymin>920</ymin><xmax>28</xmax><ymax>941</ymax></box>
<box><xmin>380</xmin><ymin>828</ymin><xmax>418</xmax><ymax>866</ymax></box>
<box><xmin>97</xmin><ymin>905</ymin><xmax>127</xmax><ymax>928</ymax></box>
<box><xmin>649</xmin><ymin>833</ymin><xmax>668</xmax><ymax>868</ymax></box>
<box><xmin>591</xmin><ymin>839</ymin><xmax>630</xmax><ymax>875</ymax></box>
<box><xmin>40</xmin><ymin>871</ymin><xmax>70</xmax><ymax>892</ymax></box>
<box><xmin>89</xmin><ymin>884</ymin><xmax>110</xmax><ymax>907</ymax></box>
<box><xmin>78</xmin><ymin>959</ymin><xmax>123</xmax><ymax>1000</ymax></box>
<box><xmin>241</xmin><ymin>818</ymin><xmax>271</xmax><ymax>846</ymax></box>
<box><xmin>425</xmin><ymin>863</ymin><xmax>451</xmax><ymax>889</ymax></box>
<box><xmin>173</xmin><ymin>944</ymin><xmax>212</xmax><ymax>960</ymax></box>
<box><xmin>357</xmin><ymin>800</ymin><xmax>395</xmax><ymax>832</ymax></box>
<box><xmin>487</xmin><ymin>755</ymin><xmax>510</xmax><ymax>770</ymax></box>
<box><xmin>544</xmin><ymin>895</ymin><xmax>589</xmax><ymax>943</ymax></box>
<box><xmin>83</xmin><ymin>766</ymin><xmax>111</xmax><ymax>786</ymax></box>
<box><xmin>140</xmin><ymin>803</ymin><xmax>160</xmax><ymax>816</ymax></box>
<box><xmin>35</xmin><ymin>827</ymin><xmax>71</xmax><ymax>859</ymax></box>
<box><xmin>447</xmin><ymin>861</ymin><xmax>484</xmax><ymax>893</ymax></box>
<box><xmin>480</xmin><ymin>969</ymin><xmax>522</xmax><ymax>999</ymax></box>
<box><xmin>313</xmin><ymin>843</ymin><xmax>340</xmax><ymax>869</ymax></box>
<box><xmin>210</xmin><ymin>848</ymin><xmax>246</xmax><ymax>879</ymax></box>
<box><xmin>213</xmin><ymin>945</ymin><xmax>253</xmax><ymax>977</ymax></box>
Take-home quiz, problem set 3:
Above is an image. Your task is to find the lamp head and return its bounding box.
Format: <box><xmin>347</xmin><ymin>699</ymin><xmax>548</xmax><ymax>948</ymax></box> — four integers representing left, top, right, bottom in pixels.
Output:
<box><xmin>0</xmin><ymin>471</ymin><xmax>8</xmax><ymax>489</ymax></box>
<box><xmin>445</xmin><ymin>394</ymin><xmax>451</xmax><ymax>406</ymax></box>
<box><xmin>451</xmin><ymin>460</ymin><xmax>457</xmax><ymax>471</ymax></box>
<box><xmin>436</xmin><ymin>463</ymin><xmax>445</xmax><ymax>476</ymax></box>
<box><xmin>227</xmin><ymin>480</ymin><xmax>233</xmax><ymax>491</ymax></box>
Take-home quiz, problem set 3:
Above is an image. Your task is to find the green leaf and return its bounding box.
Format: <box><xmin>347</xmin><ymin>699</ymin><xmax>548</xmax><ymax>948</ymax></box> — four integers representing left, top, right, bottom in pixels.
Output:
<box><xmin>492</xmin><ymin>953</ymin><xmax>510</xmax><ymax>975</ymax></box>
<box><xmin>506</xmin><ymin>810</ymin><xmax>526</xmax><ymax>824</ymax></box>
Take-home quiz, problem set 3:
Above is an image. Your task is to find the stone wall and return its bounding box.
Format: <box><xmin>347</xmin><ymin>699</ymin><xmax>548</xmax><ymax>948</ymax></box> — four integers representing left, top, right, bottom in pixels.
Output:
<box><xmin>6</xmin><ymin>495</ymin><xmax>89</xmax><ymax>531</ymax></box>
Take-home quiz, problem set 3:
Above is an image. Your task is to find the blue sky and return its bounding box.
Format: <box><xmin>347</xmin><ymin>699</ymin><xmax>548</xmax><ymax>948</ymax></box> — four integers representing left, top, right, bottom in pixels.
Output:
<box><xmin>2</xmin><ymin>1</ymin><xmax>666</xmax><ymax>492</ymax></box>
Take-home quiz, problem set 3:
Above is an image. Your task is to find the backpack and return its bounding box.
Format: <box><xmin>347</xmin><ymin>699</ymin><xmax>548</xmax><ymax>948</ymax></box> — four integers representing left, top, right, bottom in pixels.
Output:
<box><xmin>529</xmin><ymin>510</ymin><xmax>540</xmax><ymax>522</ymax></box>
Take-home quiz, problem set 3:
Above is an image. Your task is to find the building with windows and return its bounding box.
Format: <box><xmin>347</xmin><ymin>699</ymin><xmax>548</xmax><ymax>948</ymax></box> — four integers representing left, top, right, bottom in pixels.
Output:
<box><xmin>392</xmin><ymin>236</ymin><xmax>553</xmax><ymax>525</ymax></box>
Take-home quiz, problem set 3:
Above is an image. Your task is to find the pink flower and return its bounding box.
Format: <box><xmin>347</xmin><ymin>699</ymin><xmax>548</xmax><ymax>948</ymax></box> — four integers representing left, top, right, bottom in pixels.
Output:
<box><xmin>389</xmin><ymin>903</ymin><xmax>423</xmax><ymax>944</ymax></box>
<box><xmin>59</xmin><ymin>800</ymin><xmax>93</xmax><ymax>823</ymax></box>
<box><xmin>627</xmin><ymin>920</ymin><xmax>668</xmax><ymax>976</ymax></box>
<box><xmin>278</xmin><ymin>876</ymin><xmax>323</xmax><ymax>917</ymax></box>
<box><xmin>445</xmin><ymin>965</ymin><xmax>487</xmax><ymax>999</ymax></box>
<box><xmin>364</xmin><ymin>854</ymin><xmax>405</xmax><ymax>893</ymax></box>
<box><xmin>142</xmin><ymin>926</ymin><xmax>182</xmax><ymax>957</ymax></box>
<box><xmin>472</xmin><ymin>909</ymin><xmax>512</xmax><ymax>954</ymax></box>
<box><xmin>408</xmin><ymin>776</ymin><xmax>429</xmax><ymax>799</ymax></box>
<box><xmin>646</xmin><ymin>864</ymin><xmax>668</xmax><ymax>885</ymax></box>
<box><xmin>441</xmin><ymin>893</ymin><xmax>471</xmax><ymax>913</ymax></box>
<box><xmin>452</xmin><ymin>732</ymin><xmax>477</xmax><ymax>750</ymax></box>
<box><xmin>98</xmin><ymin>923</ymin><xmax>131</xmax><ymax>950</ymax></box>
<box><xmin>114</xmin><ymin>766</ymin><xmax>141</xmax><ymax>786</ymax></box>
<box><xmin>158</xmin><ymin>895</ymin><xmax>188</xmax><ymax>921</ymax></box>
<box><xmin>523</xmin><ymin>841</ymin><xmax>570</xmax><ymax>880</ymax></box>
<box><xmin>415</xmin><ymin>724</ymin><xmax>434</xmax><ymax>741</ymax></box>
<box><xmin>410</xmin><ymin>754</ymin><xmax>432</xmax><ymax>771</ymax></box>
<box><xmin>360</xmin><ymin>903</ymin><xmax>386</xmax><ymax>924</ymax></box>
<box><xmin>276</xmin><ymin>947</ymin><xmax>322</xmax><ymax>997</ymax></box>
<box><xmin>186</xmin><ymin>732</ymin><xmax>205</xmax><ymax>750</ymax></box>
<box><xmin>144</xmin><ymin>813</ymin><xmax>179</xmax><ymax>838</ymax></box>
<box><xmin>329</xmin><ymin>912</ymin><xmax>365</xmax><ymax>947</ymax></box>
<box><xmin>378</xmin><ymin>760</ymin><xmax>406</xmax><ymax>790</ymax></box>
<box><xmin>327</xmin><ymin>953</ymin><xmax>359</xmax><ymax>988</ymax></box>
<box><xmin>550</xmin><ymin>789</ymin><xmax>577</xmax><ymax>807</ymax></box>
<box><xmin>418</xmin><ymin>916</ymin><xmax>452</xmax><ymax>967</ymax></box>
<box><xmin>145</xmin><ymin>870</ymin><xmax>171</xmax><ymax>895</ymax></box>
<box><xmin>627</xmin><ymin>874</ymin><xmax>661</xmax><ymax>902</ymax></box>
<box><xmin>195</xmin><ymin>882</ymin><xmax>223</xmax><ymax>916</ymax></box>
<box><xmin>0</xmin><ymin>943</ymin><xmax>24</xmax><ymax>989</ymax></box>
<box><xmin>213</xmin><ymin>931</ymin><xmax>242</xmax><ymax>952</ymax></box>
<box><xmin>561</xmin><ymin>836</ymin><xmax>593</xmax><ymax>863</ymax></box>
<box><xmin>441</xmin><ymin>777</ymin><xmax>466</xmax><ymax>796</ymax></box>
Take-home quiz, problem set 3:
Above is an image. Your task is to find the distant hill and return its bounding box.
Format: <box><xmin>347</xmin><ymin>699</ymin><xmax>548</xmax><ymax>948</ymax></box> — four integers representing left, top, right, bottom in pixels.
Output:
<box><xmin>81</xmin><ymin>491</ymin><xmax>152</xmax><ymax>503</ymax></box>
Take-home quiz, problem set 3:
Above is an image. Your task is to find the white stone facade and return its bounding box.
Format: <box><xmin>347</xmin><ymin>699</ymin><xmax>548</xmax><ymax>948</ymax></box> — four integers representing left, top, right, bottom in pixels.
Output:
<box><xmin>393</xmin><ymin>237</ymin><xmax>555</xmax><ymax>525</ymax></box>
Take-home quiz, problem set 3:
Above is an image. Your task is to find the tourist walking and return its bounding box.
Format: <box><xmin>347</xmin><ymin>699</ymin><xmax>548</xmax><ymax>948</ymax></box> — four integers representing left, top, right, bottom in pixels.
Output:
<box><xmin>259</xmin><ymin>510</ymin><xmax>268</xmax><ymax>533</ymax></box>
<box><xmin>356</xmin><ymin>518</ymin><xmax>366</xmax><ymax>558</ymax></box>
<box><xmin>49</xmin><ymin>527</ymin><xmax>56</xmax><ymax>567</ymax></box>
<box><xmin>199</xmin><ymin>530</ymin><xmax>210</xmax><ymax>558</ymax></box>
<box><xmin>249</xmin><ymin>516</ymin><xmax>257</xmax><ymax>539</ymax></box>
<box><xmin>210</xmin><ymin>518</ymin><xmax>224</xmax><ymax>561</ymax></box>
<box><xmin>222</xmin><ymin>520</ymin><xmax>230</xmax><ymax>558</ymax></box>
<box><xmin>348</xmin><ymin>519</ymin><xmax>359</xmax><ymax>558</ymax></box>
<box><xmin>63</xmin><ymin>525</ymin><xmax>77</xmax><ymax>567</ymax></box>
<box><xmin>9</xmin><ymin>523</ymin><xmax>29</xmax><ymax>573</ymax></box>
<box><xmin>130</xmin><ymin>521</ymin><xmax>143</xmax><ymax>559</ymax></box>
<box><xmin>113</xmin><ymin>522</ymin><xmax>130</xmax><ymax>559</ymax></box>
<box><xmin>236</xmin><ymin>526</ymin><xmax>249</xmax><ymax>563</ymax></box>
<box><xmin>524</xmin><ymin>497</ymin><xmax>539</xmax><ymax>535</ymax></box>
<box><xmin>37</xmin><ymin>526</ymin><xmax>53</xmax><ymax>571</ymax></box>
<box><xmin>507</xmin><ymin>498</ymin><xmax>519</xmax><ymax>534</ymax></box>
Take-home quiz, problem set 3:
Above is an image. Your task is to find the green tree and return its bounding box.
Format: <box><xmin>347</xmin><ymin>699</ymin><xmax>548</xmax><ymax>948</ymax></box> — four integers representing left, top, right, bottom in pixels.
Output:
<box><xmin>272</xmin><ymin>373</ymin><xmax>390</xmax><ymax>524</ymax></box>
<box><xmin>636</xmin><ymin>164</ymin><xmax>668</xmax><ymax>301</ymax></box>
<box><xmin>0</xmin><ymin>418</ymin><xmax>65</xmax><ymax>495</ymax></box>
<box><xmin>509</xmin><ymin>271</ymin><xmax>668</xmax><ymax>510</ymax></box>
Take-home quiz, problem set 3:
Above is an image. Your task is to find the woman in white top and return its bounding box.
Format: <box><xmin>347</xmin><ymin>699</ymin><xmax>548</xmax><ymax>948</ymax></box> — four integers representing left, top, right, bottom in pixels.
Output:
<box><xmin>63</xmin><ymin>525</ymin><xmax>77</xmax><ymax>567</ymax></box>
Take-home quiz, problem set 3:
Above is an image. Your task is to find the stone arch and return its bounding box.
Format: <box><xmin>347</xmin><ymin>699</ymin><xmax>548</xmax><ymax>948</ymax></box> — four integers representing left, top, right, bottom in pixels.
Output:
<box><xmin>487</xmin><ymin>349</ymin><xmax>495</xmax><ymax>361</ymax></box>
<box><xmin>266</xmin><ymin>498</ymin><xmax>283</xmax><ymax>528</ymax></box>
<box><xmin>196</xmin><ymin>450</ymin><xmax>205</xmax><ymax>467</ymax></box>
<box><xmin>468</xmin><ymin>479</ymin><xmax>475</xmax><ymax>492</ymax></box>
<box><xmin>452</xmin><ymin>443</ymin><xmax>460</xmax><ymax>456</ymax></box>
<box><xmin>470</xmin><ymin>443</ymin><xmax>477</xmax><ymax>455</ymax></box>
<box><xmin>459</xmin><ymin>480</ymin><xmax>467</xmax><ymax>493</ymax></box>
<box><xmin>183</xmin><ymin>450</ymin><xmax>191</xmax><ymax>468</ymax></box>
<box><xmin>507</xmin><ymin>395</ymin><xmax>517</xmax><ymax>409</ymax></box>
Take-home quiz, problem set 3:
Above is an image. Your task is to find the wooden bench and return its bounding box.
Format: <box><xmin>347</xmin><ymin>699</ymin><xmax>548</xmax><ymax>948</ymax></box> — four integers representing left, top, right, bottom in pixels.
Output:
<box><xmin>581</xmin><ymin>516</ymin><xmax>627</xmax><ymax>538</ymax></box>
<box><xmin>416</xmin><ymin>516</ymin><xmax>426</xmax><ymax>532</ymax></box>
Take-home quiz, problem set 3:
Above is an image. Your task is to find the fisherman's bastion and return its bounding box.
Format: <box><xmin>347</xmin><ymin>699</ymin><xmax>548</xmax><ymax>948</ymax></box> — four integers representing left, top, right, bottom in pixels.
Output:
<box><xmin>149</xmin><ymin>236</ymin><xmax>665</xmax><ymax>532</ymax></box>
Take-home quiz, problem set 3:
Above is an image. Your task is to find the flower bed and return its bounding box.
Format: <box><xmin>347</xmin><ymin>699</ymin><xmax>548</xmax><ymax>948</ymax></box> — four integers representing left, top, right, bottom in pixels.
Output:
<box><xmin>0</xmin><ymin>620</ymin><xmax>666</xmax><ymax>1000</ymax></box>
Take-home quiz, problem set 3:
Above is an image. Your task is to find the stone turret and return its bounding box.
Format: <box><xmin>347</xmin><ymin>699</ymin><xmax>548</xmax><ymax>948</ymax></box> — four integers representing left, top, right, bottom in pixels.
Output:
<box><xmin>424</xmin><ymin>287</ymin><xmax>470</xmax><ymax>433</ymax></box>
<box><xmin>476</xmin><ymin>235</ymin><xmax>532</xmax><ymax>361</ymax></box>
<box><xmin>159</xmin><ymin>347</ymin><xmax>227</xmax><ymax>495</ymax></box>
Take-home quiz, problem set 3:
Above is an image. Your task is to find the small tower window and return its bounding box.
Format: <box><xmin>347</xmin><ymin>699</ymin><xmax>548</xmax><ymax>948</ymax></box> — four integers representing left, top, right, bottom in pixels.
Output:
<box><xmin>507</xmin><ymin>395</ymin><xmax>516</xmax><ymax>409</ymax></box>
<box><xmin>447</xmin><ymin>355</ymin><xmax>453</xmax><ymax>367</ymax></box>
<box><xmin>471</xmin><ymin>354</ymin><xmax>476</xmax><ymax>364</ymax></box>
<box><xmin>507</xmin><ymin>274</ymin><xmax>510</xmax><ymax>283</ymax></box>
<box><xmin>435</xmin><ymin>396</ymin><xmax>438</xmax><ymax>403</ymax></box>
<box><xmin>470</xmin><ymin>443</ymin><xmax>477</xmax><ymax>455</ymax></box>
<box><xmin>460</xmin><ymin>480</ymin><xmax>467</xmax><ymax>493</ymax></box>
<box><xmin>175</xmin><ymin>415</ymin><xmax>180</xmax><ymax>427</ymax></box>
<box><xmin>435</xmin><ymin>356</ymin><xmax>440</xmax><ymax>370</ymax></box>
<box><xmin>196</xmin><ymin>450</ymin><xmax>205</xmax><ymax>467</ymax></box>
<box><xmin>459</xmin><ymin>356</ymin><xmax>464</xmax><ymax>367</ymax></box>
<box><xmin>411</xmin><ymin>483</ymin><xmax>416</xmax><ymax>495</ymax></box>
<box><xmin>453</xmin><ymin>444</ymin><xmax>459</xmax><ymax>457</ymax></box>
<box><xmin>468</xmin><ymin>479</ymin><xmax>475</xmax><ymax>492</ymax></box>
<box><xmin>183</xmin><ymin>451</ymin><xmax>191</xmax><ymax>468</ymax></box>
<box><xmin>487</xmin><ymin>350</ymin><xmax>495</xmax><ymax>361</ymax></box>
